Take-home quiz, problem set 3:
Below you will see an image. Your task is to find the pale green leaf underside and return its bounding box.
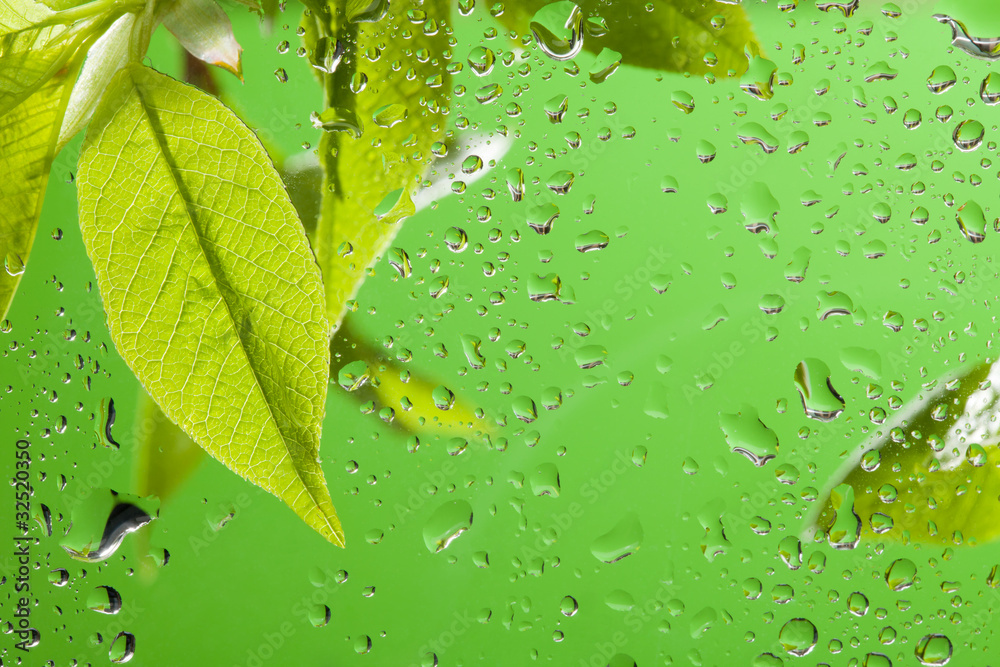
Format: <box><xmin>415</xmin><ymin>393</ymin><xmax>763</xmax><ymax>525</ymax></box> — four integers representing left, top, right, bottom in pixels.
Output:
<box><xmin>0</xmin><ymin>62</ymin><xmax>75</xmax><ymax>321</ymax></box>
<box><xmin>77</xmin><ymin>64</ymin><xmax>343</xmax><ymax>546</ymax></box>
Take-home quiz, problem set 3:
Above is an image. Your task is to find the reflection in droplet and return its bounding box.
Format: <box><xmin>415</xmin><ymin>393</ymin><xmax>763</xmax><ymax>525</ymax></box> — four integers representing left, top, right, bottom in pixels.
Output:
<box><xmin>109</xmin><ymin>631</ymin><xmax>135</xmax><ymax>664</ymax></box>
<box><xmin>793</xmin><ymin>358</ymin><xmax>845</xmax><ymax>421</ymax></box>
<box><xmin>934</xmin><ymin>14</ymin><xmax>1000</xmax><ymax>60</ymax></box>
<box><xmin>591</xmin><ymin>512</ymin><xmax>643</xmax><ymax>563</ymax></box>
<box><xmin>779</xmin><ymin>618</ymin><xmax>818</xmax><ymax>656</ymax></box>
<box><xmin>953</xmin><ymin>119</ymin><xmax>985</xmax><ymax>151</ymax></box>
<box><xmin>530</xmin><ymin>1</ymin><xmax>584</xmax><ymax>61</ymax></box>
<box><xmin>915</xmin><ymin>634</ymin><xmax>953</xmax><ymax>665</ymax></box>
<box><xmin>87</xmin><ymin>585</ymin><xmax>123</xmax><ymax>615</ymax></box>
<box><xmin>61</xmin><ymin>491</ymin><xmax>158</xmax><ymax>563</ymax></box>
<box><xmin>423</xmin><ymin>500</ymin><xmax>473</xmax><ymax>552</ymax></box>
<box><xmin>719</xmin><ymin>406</ymin><xmax>779</xmax><ymax>466</ymax></box>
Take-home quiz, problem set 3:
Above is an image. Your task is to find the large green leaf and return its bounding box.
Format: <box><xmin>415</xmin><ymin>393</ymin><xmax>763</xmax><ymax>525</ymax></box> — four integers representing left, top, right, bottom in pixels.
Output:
<box><xmin>809</xmin><ymin>360</ymin><xmax>1000</xmax><ymax>547</ymax></box>
<box><xmin>76</xmin><ymin>64</ymin><xmax>343</xmax><ymax>546</ymax></box>
<box><xmin>304</xmin><ymin>0</ymin><xmax>451</xmax><ymax>330</ymax></box>
<box><xmin>496</xmin><ymin>0</ymin><xmax>759</xmax><ymax>76</ymax></box>
<box><xmin>0</xmin><ymin>59</ymin><xmax>76</xmax><ymax>321</ymax></box>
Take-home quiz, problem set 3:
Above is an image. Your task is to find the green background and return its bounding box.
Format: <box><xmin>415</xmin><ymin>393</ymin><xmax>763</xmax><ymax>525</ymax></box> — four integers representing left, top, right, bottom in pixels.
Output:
<box><xmin>4</xmin><ymin>0</ymin><xmax>1000</xmax><ymax>665</ymax></box>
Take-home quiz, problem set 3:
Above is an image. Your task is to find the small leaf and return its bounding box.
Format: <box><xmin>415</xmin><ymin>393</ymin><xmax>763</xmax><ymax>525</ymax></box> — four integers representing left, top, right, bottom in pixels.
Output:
<box><xmin>809</xmin><ymin>360</ymin><xmax>1000</xmax><ymax>547</ymax></box>
<box><xmin>161</xmin><ymin>0</ymin><xmax>243</xmax><ymax>80</ymax></box>
<box><xmin>0</xmin><ymin>58</ymin><xmax>76</xmax><ymax>320</ymax></box>
<box><xmin>496</xmin><ymin>0</ymin><xmax>759</xmax><ymax>75</ymax></box>
<box><xmin>77</xmin><ymin>64</ymin><xmax>343</xmax><ymax>546</ymax></box>
<box><xmin>57</xmin><ymin>12</ymin><xmax>134</xmax><ymax>151</ymax></box>
<box><xmin>304</xmin><ymin>0</ymin><xmax>451</xmax><ymax>330</ymax></box>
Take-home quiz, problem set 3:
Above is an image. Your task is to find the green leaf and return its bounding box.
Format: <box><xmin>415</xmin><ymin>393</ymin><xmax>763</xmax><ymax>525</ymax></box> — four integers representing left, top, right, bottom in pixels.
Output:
<box><xmin>0</xmin><ymin>60</ymin><xmax>76</xmax><ymax>321</ymax></box>
<box><xmin>496</xmin><ymin>0</ymin><xmax>759</xmax><ymax>76</ymax></box>
<box><xmin>808</xmin><ymin>360</ymin><xmax>1000</xmax><ymax>548</ymax></box>
<box><xmin>304</xmin><ymin>0</ymin><xmax>451</xmax><ymax>330</ymax></box>
<box><xmin>76</xmin><ymin>64</ymin><xmax>343</xmax><ymax>547</ymax></box>
<box><xmin>0</xmin><ymin>0</ymin><xmax>106</xmax><ymax>116</ymax></box>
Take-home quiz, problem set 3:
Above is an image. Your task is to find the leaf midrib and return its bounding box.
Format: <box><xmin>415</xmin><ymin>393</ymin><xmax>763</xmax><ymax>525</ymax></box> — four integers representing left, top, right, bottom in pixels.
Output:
<box><xmin>127</xmin><ymin>69</ymin><xmax>339</xmax><ymax>542</ymax></box>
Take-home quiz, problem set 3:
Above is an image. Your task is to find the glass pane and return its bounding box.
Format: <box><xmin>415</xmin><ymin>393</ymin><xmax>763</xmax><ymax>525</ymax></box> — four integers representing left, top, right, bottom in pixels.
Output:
<box><xmin>1</xmin><ymin>0</ymin><xmax>993</xmax><ymax>665</ymax></box>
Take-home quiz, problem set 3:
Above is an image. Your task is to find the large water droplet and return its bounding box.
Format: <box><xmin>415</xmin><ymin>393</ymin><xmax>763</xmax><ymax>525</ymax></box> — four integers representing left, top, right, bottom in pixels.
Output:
<box><xmin>530</xmin><ymin>1</ymin><xmax>584</xmax><ymax>61</ymax></box>
<box><xmin>109</xmin><ymin>631</ymin><xmax>136</xmax><ymax>664</ymax></box>
<box><xmin>423</xmin><ymin>500</ymin><xmax>473</xmax><ymax>552</ymax></box>
<box><xmin>885</xmin><ymin>558</ymin><xmax>917</xmax><ymax>591</ymax></box>
<box><xmin>793</xmin><ymin>358</ymin><xmax>845</xmax><ymax>421</ymax></box>
<box><xmin>915</xmin><ymin>634</ymin><xmax>953</xmax><ymax>665</ymax></box>
<box><xmin>779</xmin><ymin>618</ymin><xmax>818</xmax><ymax>656</ymax></box>
<box><xmin>590</xmin><ymin>512</ymin><xmax>643</xmax><ymax>563</ymax></box>
<box><xmin>953</xmin><ymin>119</ymin><xmax>985</xmax><ymax>151</ymax></box>
<box><xmin>935</xmin><ymin>14</ymin><xmax>1000</xmax><ymax>60</ymax></box>
<box><xmin>87</xmin><ymin>586</ymin><xmax>123</xmax><ymax>615</ymax></box>
<box><xmin>61</xmin><ymin>490</ymin><xmax>158</xmax><ymax>562</ymax></box>
<box><xmin>719</xmin><ymin>406</ymin><xmax>779</xmax><ymax>466</ymax></box>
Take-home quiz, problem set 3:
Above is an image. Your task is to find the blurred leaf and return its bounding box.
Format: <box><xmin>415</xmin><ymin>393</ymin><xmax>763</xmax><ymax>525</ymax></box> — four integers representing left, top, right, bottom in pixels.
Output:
<box><xmin>810</xmin><ymin>360</ymin><xmax>1000</xmax><ymax>547</ymax></box>
<box><xmin>0</xmin><ymin>0</ymin><xmax>111</xmax><ymax>116</ymax></box>
<box><xmin>332</xmin><ymin>323</ymin><xmax>492</xmax><ymax>444</ymax></box>
<box><xmin>302</xmin><ymin>0</ymin><xmax>450</xmax><ymax>330</ymax></box>
<box><xmin>0</xmin><ymin>58</ymin><xmax>76</xmax><ymax>321</ymax></box>
<box><xmin>133</xmin><ymin>390</ymin><xmax>204</xmax><ymax>580</ymax></box>
<box><xmin>77</xmin><ymin>64</ymin><xmax>343</xmax><ymax>547</ymax></box>
<box><xmin>496</xmin><ymin>0</ymin><xmax>759</xmax><ymax>76</ymax></box>
<box><xmin>134</xmin><ymin>390</ymin><xmax>205</xmax><ymax>504</ymax></box>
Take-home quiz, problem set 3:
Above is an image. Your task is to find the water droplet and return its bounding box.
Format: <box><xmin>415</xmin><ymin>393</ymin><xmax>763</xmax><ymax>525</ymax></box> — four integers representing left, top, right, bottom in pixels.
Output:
<box><xmin>310</xmin><ymin>107</ymin><xmax>362</xmax><ymax>137</ymax></box>
<box><xmin>953</xmin><ymin>119</ymin><xmax>985</xmax><ymax>151</ymax></box>
<box><xmin>309</xmin><ymin>604</ymin><xmax>331</xmax><ymax>627</ymax></box>
<box><xmin>529</xmin><ymin>463</ymin><xmax>560</xmax><ymax>496</ymax></box>
<box><xmin>848</xmin><ymin>591</ymin><xmax>869</xmax><ymax>616</ymax></box>
<box><xmin>590</xmin><ymin>512</ymin><xmax>643</xmax><ymax>563</ymax></box>
<box><xmin>559</xmin><ymin>595</ymin><xmax>578</xmax><ymax>616</ymax></box>
<box><xmin>61</xmin><ymin>490</ymin><xmax>158</xmax><ymax>562</ymax></box>
<box><xmin>779</xmin><ymin>618</ymin><xmax>818</xmax><ymax>656</ymax></box>
<box><xmin>87</xmin><ymin>585</ymin><xmax>123</xmax><ymax>615</ymax></box>
<box><xmin>372</xmin><ymin>104</ymin><xmax>408</xmax><ymax>129</ymax></box>
<box><xmin>4</xmin><ymin>252</ymin><xmax>26</xmax><ymax>277</ymax></box>
<box><xmin>530</xmin><ymin>1</ymin><xmax>584</xmax><ymax>61</ymax></box>
<box><xmin>956</xmin><ymin>200</ymin><xmax>987</xmax><ymax>243</ymax></box>
<box><xmin>915</xmin><ymin>634</ymin><xmax>953</xmax><ymax>665</ymax></box>
<box><xmin>827</xmin><ymin>484</ymin><xmax>861</xmax><ymax>550</ymax></box>
<box><xmin>885</xmin><ymin>558</ymin><xmax>917</xmax><ymax>591</ymax></box>
<box><xmin>575</xmin><ymin>230</ymin><xmax>609</xmax><ymax>252</ymax></box>
<box><xmin>309</xmin><ymin>36</ymin><xmax>344</xmax><ymax>74</ymax></box>
<box><xmin>109</xmin><ymin>631</ymin><xmax>136</xmax><ymax>664</ymax></box>
<box><xmin>793</xmin><ymin>358</ymin><xmax>845</xmax><ymax>421</ymax></box>
<box><xmin>337</xmin><ymin>360</ymin><xmax>370</xmax><ymax>391</ymax></box>
<box><xmin>719</xmin><ymin>406</ymin><xmax>779</xmax><ymax>466</ymax></box>
<box><xmin>467</xmin><ymin>46</ymin><xmax>495</xmax><ymax>76</ymax></box>
<box><xmin>423</xmin><ymin>500</ymin><xmax>473</xmax><ymax>552</ymax></box>
<box><xmin>589</xmin><ymin>48</ymin><xmax>622</xmax><ymax>83</ymax></box>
